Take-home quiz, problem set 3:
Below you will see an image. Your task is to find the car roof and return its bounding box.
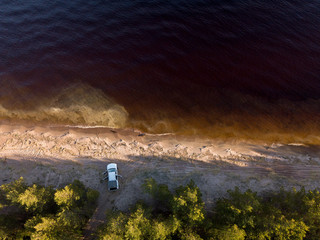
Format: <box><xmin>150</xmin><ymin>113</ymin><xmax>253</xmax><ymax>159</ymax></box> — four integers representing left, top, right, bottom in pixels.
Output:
<box><xmin>107</xmin><ymin>163</ymin><xmax>117</xmax><ymax>170</ymax></box>
<box><xmin>108</xmin><ymin>172</ymin><xmax>116</xmax><ymax>181</ymax></box>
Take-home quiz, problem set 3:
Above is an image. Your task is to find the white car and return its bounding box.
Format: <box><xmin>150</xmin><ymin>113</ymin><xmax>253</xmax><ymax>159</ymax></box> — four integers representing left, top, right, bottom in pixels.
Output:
<box><xmin>103</xmin><ymin>163</ymin><xmax>121</xmax><ymax>191</ymax></box>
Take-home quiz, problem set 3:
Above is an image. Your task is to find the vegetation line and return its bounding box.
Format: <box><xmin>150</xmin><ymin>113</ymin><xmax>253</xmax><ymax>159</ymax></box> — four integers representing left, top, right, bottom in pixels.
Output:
<box><xmin>1</xmin><ymin>177</ymin><xmax>320</xmax><ymax>239</ymax></box>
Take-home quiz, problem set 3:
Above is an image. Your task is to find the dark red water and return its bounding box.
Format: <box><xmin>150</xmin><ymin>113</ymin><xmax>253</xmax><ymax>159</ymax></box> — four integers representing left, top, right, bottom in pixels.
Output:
<box><xmin>1</xmin><ymin>0</ymin><xmax>320</xmax><ymax>142</ymax></box>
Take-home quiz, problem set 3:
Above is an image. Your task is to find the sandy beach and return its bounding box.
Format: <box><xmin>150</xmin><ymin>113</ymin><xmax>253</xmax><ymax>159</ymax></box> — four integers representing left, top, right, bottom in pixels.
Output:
<box><xmin>1</xmin><ymin>122</ymin><xmax>320</xmax><ymax>237</ymax></box>
<box><xmin>1</xmin><ymin>122</ymin><xmax>320</xmax><ymax>199</ymax></box>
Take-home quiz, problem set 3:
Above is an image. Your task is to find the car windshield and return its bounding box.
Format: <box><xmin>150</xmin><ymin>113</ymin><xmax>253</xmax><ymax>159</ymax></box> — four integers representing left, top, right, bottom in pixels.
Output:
<box><xmin>109</xmin><ymin>168</ymin><xmax>116</xmax><ymax>172</ymax></box>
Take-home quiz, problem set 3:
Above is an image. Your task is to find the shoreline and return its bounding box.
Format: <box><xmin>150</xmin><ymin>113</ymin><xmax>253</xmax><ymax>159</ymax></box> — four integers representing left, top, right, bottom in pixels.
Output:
<box><xmin>0</xmin><ymin>121</ymin><xmax>299</xmax><ymax>165</ymax></box>
<box><xmin>1</xmin><ymin>116</ymin><xmax>320</xmax><ymax>146</ymax></box>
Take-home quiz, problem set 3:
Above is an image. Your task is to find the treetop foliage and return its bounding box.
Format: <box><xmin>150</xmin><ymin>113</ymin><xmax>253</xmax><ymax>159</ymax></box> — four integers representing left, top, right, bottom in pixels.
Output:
<box><xmin>18</xmin><ymin>184</ymin><xmax>55</xmax><ymax>214</ymax></box>
<box><xmin>2</xmin><ymin>176</ymin><xmax>320</xmax><ymax>239</ymax></box>
<box><xmin>172</xmin><ymin>180</ymin><xmax>205</xmax><ymax>226</ymax></box>
<box><xmin>1</xmin><ymin>177</ymin><xmax>27</xmax><ymax>205</ymax></box>
<box><xmin>0</xmin><ymin>177</ymin><xmax>99</xmax><ymax>240</ymax></box>
<box><xmin>99</xmin><ymin>178</ymin><xmax>320</xmax><ymax>240</ymax></box>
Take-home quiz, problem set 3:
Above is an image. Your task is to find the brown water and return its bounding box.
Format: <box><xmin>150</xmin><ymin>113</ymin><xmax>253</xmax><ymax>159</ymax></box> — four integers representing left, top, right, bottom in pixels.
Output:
<box><xmin>1</xmin><ymin>0</ymin><xmax>320</xmax><ymax>143</ymax></box>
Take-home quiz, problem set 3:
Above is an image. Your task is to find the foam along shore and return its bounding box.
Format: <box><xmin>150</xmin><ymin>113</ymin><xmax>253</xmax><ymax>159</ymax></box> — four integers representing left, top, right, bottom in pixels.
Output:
<box><xmin>1</xmin><ymin>121</ymin><xmax>320</xmax><ymax>211</ymax></box>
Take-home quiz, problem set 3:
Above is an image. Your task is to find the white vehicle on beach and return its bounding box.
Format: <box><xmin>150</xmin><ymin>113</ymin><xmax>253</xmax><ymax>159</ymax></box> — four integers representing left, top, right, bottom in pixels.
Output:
<box><xmin>103</xmin><ymin>163</ymin><xmax>121</xmax><ymax>191</ymax></box>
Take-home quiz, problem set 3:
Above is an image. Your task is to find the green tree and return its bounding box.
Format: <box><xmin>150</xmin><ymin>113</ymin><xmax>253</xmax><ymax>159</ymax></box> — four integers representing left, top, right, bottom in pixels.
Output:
<box><xmin>210</xmin><ymin>225</ymin><xmax>246</xmax><ymax>240</ymax></box>
<box><xmin>125</xmin><ymin>205</ymin><xmax>152</xmax><ymax>240</ymax></box>
<box><xmin>0</xmin><ymin>177</ymin><xmax>27</xmax><ymax>205</ymax></box>
<box><xmin>86</xmin><ymin>188</ymin><xmax>100</xmax><ymax>205</ymax></box>
<box><xmin>213</xmin><ymin>187</ymin><xmax>261</xmax><ymax>231</ymax></box>
<box><xmin>272</xmin><ymin>217</ymin><xmax>308</xmax><ymax>240</ymax></box>
<box><xmin>31</xmin><ymin>216</ymin><xmax>82</xmax><ymax>240</ymax></box>
<box><xmin>24</xmin><ymin>215</ymin><xmax>43</xmax><ymax>238</ymax></box>
<box><xmin>98</xmin><ymin>211</ymin><xmax>128</xmax><ymax>240</ymax></box>
<box><xmin>54</xmin><ymin>180</ymin><xmax>87</xmax><ymax>210</ymax></box>
<box><xmin>0</xmin><ymin>188</ymin><xmax>6</xmax><ymax>209</ymax></box>
<box><xmin>149</xmin><ymin>218</ymin><xmax>175</xmax><ymax>240</ymax></box>
<box><xmin>172</xmin><ymin>180</ymin><xmax>205</xmax><ymax>227</ymax></box>
<box><xmin>0</xmin><ymin>179</ymin><xmax>98</xmax><ymax>240</ymax></box>
<box><xmin>262</xmin><ymin>187</ymin><xmax>309</xmax><ymax>239</ymax></box>
<box><xmin>143</xmin><ymin>178</ymin><xmax>173</xmax><ymax>213</ymax></box>
<box><xmin>54</xmin><ymin>185</ymin><xmax>80</xmax><ymax>210</ymax></box>
<box><xmin>178</xmin><ymin>228</ymin><xmax>203</xmax><ymax>240</ymax></box>
<box><xmin>301</xmin><ymin>189</ymin><xmax>320</xmax><ymax>239</ymax></box>
<box><xmin>57</xmin><ymin>209</ymin><xmax>86</xmax><ymax>229</ymax></box>
<box><xmin>0</xmin><ymin>178</ymin><xmax>29</xmax><ymax>239</ymax></box>
<box><xmin>269</xmin><ymin>187</ymin><xmax>307</xmax><ymax>220</ymax></box>
<box><xmin>0</xmin><ymin>214</ymin><xmax>25</xmax><ymax>240</ymax></box>
<box><xmin>70</xmin><ymin>180</ymin><xmax>87</xmax><ymax>201</ymax></box>
<box><xmin>51</xmin><ymin>180</ymin><xmax>97</xmax><ymax>239</ymax></box>
<box><xmin>212</xmin><ymin>187</ymin><xmax>309</xmax><ymax>240</ymax></box>
<box><xmin>18</xmin><ymin>184</ymin><xmax>55</xmax><ymax>214</ymax></box>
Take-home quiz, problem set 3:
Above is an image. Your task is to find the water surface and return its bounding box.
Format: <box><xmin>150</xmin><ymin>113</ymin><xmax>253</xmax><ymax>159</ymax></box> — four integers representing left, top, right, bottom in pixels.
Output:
<box><xmin>1</xmin><ymin>0</ymin><xmax>320</xmax><ymax>142</ymax></box>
